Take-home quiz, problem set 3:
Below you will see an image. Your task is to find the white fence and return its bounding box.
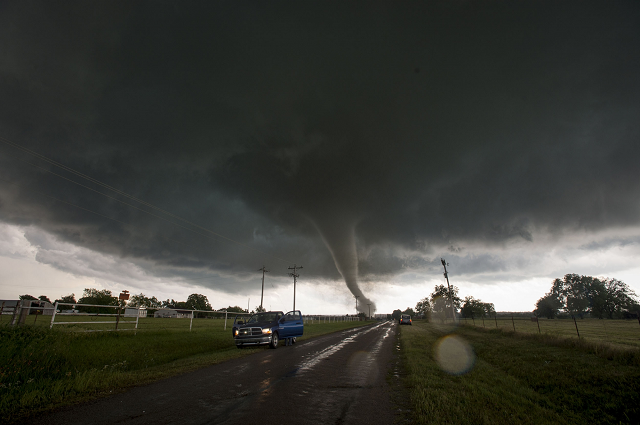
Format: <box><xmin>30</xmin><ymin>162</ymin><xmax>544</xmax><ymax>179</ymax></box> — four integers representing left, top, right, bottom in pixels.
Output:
<box><xmin>48</xmin><ymin>302</ymin><xmax>253</xmax><ymax>332</ymax></box>
<box><xmin>2</xmin><ymin>301</ymin><xmax>368</xmax><ymax>332</ymax></box>
<box><xmin>0</xmin><ymin>300</ymin><xmax>55</xmax><ymax>326</ymax></box>
<box><xmin>50</xmin><ymin>302</ymin><xmax>141</xmax><ymax>331</ymax></box>
<box><xmin>303</xmin><ymin>315</ymin><xmax>364</xmax><ymax>323</ymax></box>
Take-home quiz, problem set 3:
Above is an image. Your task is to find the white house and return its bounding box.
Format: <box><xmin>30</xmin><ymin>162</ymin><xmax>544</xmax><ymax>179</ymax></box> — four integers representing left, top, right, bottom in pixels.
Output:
<box><xmin>153</xmin><ymin>308</ymin><xmax>192</xmax><ymax>318</ymax></box>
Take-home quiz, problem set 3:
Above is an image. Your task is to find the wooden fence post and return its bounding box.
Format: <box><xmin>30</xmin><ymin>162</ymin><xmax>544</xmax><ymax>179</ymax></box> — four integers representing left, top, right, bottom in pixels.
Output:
<box><xmin>572</xmin><ymin>315</ymin><xmax>580</xmax><ymax>338</ymax></box>
<box><xmin>511</xmin><ymin>315</ymin><xmax>516</xmax><ymax>332</ymax></box>
<box><xmin>115</xmin><ymin>306</ymin><xmax>121</xmax><ymax>330</ymax></box>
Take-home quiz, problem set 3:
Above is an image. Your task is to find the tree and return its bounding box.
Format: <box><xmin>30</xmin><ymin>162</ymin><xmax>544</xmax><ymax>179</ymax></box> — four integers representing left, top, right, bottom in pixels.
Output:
<box><xmin>391</xmin><ymin>309</ymin><xmax>402</xmax><ymax>321</ymax></box>
<box><xmin>415</xmin><ymin>298</ymin><xmax>431</xmax><ymax>321</ymax></box>
<box><xmin>541</xmin><ymin>274</ymin><xmax>638</xmax><ymax>319</ymax></box>
<box><xmin>185</xmin><ymin>293</ymin><xmax>212</xmax><ymax>311</ymax></box>
<box><xmin>19</xmin><ymin>294</ymin><xmax>37</xmax><ymax>300</ymax></box>
<box><xmin>38</xmin><ymin>295</ymin><xmax>52</xmax><ymax>303</ymax></box>
<box><xmin>255</xmin><ymin>305</ymin><xmax>266</xmax><ymax>313</ymax></box>
<box><xmin>55</xmin><ymin>294</ymin><xmax>76</xmax><ymax>306</ymax></box>
<box><xmin>78</xmin><ymin>288</ymin><xmax>118</xmax><ymax>305</ymax></box>
<box><xmin>128</xmin><ymin>293</ymin><xmax>162</xmax><ymax>309</ymax></box>
<box><xmin>461</xmin><ymin>296</ymin><xmax>495</xmax><ymax>318</ymax></box>
<box><xmin>77</xmin><ymin>288</ymin><xmax>119</xmax><ymax>313</ymax></box>
<box><xmin>162</xmin><ymin>299</ymin><xmax>187</xmax><ymax>309</ymax></box>
<box><xmin>430</xmin><ymin>284</ymin><xmax>461</xmax><ymax>320</ymax></box>
<box><xmin>402</xmin><ymin>307</ymin><xmax>415</xmax><ymax>317</ymax></box>
<box><xmin>534</xmin><ymin>293</ymin><xmax>562</xmax><ymax>319</ymax></box>
<box><xmin>225</xmin><ymin>306</ymin><xmax>246</xmax><ymax>313</ymax></box>
<box><xmin>600</xmin><ymin>278</ymin><xmax>638</xmax><ymax>319</ymax></box>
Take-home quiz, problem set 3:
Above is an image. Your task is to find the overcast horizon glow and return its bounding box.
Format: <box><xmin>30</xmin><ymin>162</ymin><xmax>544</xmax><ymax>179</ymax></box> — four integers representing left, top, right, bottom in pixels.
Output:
<box><xmin>1</xmin><ymin>223</ymin><xmax>638</xmax><ymax>314</ymax></box>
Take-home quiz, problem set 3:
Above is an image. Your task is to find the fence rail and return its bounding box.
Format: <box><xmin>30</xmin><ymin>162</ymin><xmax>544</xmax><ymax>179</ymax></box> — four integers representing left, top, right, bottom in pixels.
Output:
<box><xmin>1</xmin><ymin>301</ymin><xmax>366</xmax><ymax>333</ymax></box>
<box><xmin>461</xmin><ymin>315</ymin><xmax>640</xmax><ymax>349</ymax></box>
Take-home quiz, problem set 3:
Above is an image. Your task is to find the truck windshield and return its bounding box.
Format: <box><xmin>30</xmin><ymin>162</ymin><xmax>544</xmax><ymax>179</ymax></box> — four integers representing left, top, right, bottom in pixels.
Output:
<box><xmin>246</xmin><ymin>312</ymin><xmax>279</xmax><ymax>323</ymax></box>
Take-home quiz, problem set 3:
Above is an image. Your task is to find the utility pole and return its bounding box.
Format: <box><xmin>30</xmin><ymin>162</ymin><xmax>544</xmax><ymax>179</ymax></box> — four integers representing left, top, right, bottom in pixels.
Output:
<box><xmin>441</xmin><ymin>258</ymin><xmax>456</xmax><ymax>322</ymax></box>
<box><xmin>288</xmin><ymin>264</ymin><xmax>302</xmax><ymax>311</ymax></box>
<box><xmin>367</xmin><ymin>303</ymin><xmax>371</xmax><ymax>320</ymax></box>
<box><xmin>355</xmin><ymin>295</ymin><xmax>360</xmax><ymax>313</ymax></box>
<box><xmin>258</xmin><ymin>266</ymin><xmax>269</xmax><ymax>310</ymax></box>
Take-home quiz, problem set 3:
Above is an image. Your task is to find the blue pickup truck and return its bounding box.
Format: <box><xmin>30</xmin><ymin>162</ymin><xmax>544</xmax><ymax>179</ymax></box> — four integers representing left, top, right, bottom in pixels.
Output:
<box><xmin>232</xmin><ymin>310</ymin><xmax>303</xmax><ymax>349</ymax></box>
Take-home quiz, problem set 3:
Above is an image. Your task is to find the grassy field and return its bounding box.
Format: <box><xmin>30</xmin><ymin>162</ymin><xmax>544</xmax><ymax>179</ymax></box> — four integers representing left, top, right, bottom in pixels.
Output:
<box><xmin>398</xmin><ymin>320</ymin><xmax>640</xmax><ymax>424</ymax></box>
<box><xmin>0</xmin><ymin>319</ymin><xmax>372</xmax><ymax>423</ymax></box>
<box><xmin>461</xmin><ymin>316</ymin><xmax>640</xmax><ymax>349</ymax></box>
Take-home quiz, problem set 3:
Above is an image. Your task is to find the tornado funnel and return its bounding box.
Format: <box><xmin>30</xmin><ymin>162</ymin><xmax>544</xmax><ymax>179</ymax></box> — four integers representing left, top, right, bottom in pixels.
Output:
<box><xmin>312</xmin><ymin>213</ymin><xmax>376</xmax><ymax>314</ymax></box>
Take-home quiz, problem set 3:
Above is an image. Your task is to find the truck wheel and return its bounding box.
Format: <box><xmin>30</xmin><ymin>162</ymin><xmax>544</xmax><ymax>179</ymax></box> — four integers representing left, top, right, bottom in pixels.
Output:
<box><xmin>269</xmin><ymin>332</ymin><xmax>279</xmax><ymax>349</ymax></box>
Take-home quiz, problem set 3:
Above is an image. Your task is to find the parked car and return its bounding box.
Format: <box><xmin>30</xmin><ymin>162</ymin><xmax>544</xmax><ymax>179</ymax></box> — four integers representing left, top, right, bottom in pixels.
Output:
<box><xmin>400</xmin><ymin>314</ymin><xmax>412</xmax><ymax>325</ymax></box>
<box><xmin>232</xmin><ymin>310</ymin><xmax>303</xmax><ymax>349</ymax></box>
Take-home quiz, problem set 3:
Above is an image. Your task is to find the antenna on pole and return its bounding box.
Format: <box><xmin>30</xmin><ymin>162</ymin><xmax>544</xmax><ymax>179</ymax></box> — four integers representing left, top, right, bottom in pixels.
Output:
<box><xmin>258</xmin><ymin>266</ymin><xmax>269</xmax><ymax>310</ymax></box>
<box><xmin>441</xmin><ymin>258</ymin><xmax>456</xmax><ymax>322</ymax></box>
<box><xmin>288</xmin><ymin>264</ymin><xmax>302</xmax><ymax>311</ymax></box>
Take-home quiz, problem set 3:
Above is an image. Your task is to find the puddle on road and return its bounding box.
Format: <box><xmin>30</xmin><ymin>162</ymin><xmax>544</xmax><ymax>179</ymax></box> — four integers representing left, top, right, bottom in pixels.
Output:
<box><xmin>295</xmin><ymin>322</ymin><xmax>389</xmax><ymax>375</ymax></box>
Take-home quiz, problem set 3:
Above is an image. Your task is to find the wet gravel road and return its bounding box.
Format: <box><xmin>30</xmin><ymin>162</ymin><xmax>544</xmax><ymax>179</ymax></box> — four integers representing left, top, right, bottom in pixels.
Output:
<box><xmin>40</xmin><ymin>320</ymin><xmax>398</xmax><ymax>425</ymax></box>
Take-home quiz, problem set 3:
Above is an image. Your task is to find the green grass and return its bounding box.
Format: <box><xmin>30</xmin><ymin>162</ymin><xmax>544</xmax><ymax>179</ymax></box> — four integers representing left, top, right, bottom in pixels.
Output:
<box><xmin>399</xmin><ymin>320</ymin><xmax>640</xmax><ymax>424</ymax></box>
<box><xmin>0</xmin><ymin>319</ymin><xmax>372</xmax><ymax>423</ymax></box>
<box><xmin>462</xmin><ymin>316</ymin><xmax>640</xmax><ymax>349</ymax></box>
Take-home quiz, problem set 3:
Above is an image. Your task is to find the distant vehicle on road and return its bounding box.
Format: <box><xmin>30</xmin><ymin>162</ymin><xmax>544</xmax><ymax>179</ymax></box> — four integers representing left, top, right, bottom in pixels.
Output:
<box><xmin>400</xmin><ymin>314</ymin><xmax>412</xmax><ymax>325</ymax></box>
<box><xmin>233</xmin><ymin>310</ymin><xmax>303</xmax><ymax>349</ymax></box>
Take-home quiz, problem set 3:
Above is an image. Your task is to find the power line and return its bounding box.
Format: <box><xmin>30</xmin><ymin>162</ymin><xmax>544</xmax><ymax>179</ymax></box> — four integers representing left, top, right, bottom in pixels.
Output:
<box><xmin>0</xmin><ymin>136</ymin><xmax>291</xmax><ymax>265</ymax></box>
<box><xmin>1</xmin><ymin>182</ymin><xmax>236</xmax><ymax>289</ymax></box>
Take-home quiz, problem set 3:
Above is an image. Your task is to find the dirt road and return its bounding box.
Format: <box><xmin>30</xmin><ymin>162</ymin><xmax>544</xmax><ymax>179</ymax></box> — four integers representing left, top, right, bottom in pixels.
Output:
<box><xmin>40</xmin><ymin>320</ymin><xmax>398</xmax><ymax>425</ymax></box>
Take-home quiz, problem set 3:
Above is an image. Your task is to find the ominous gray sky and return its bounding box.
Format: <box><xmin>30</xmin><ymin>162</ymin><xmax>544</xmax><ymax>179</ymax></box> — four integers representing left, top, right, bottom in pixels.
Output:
<box><xmin>1</xmin><ymin>1</ymin><xmax>639</xmax><ymax>313</ymax></box>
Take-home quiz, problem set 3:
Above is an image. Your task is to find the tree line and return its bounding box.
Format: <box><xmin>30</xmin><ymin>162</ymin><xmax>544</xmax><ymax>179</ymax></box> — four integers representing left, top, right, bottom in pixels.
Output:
<box><xmin>392</xmin><ymin>284</ymin><xmax>495</xmax><ymax>322</ymax></box>
<box><xmin>534</xmin><ymin>274</ymin><xmax>639</xmax><ymax>319</ymax></box>
<box><xmin>392</xmin><ymin>273</ymin><xmax>639</xmax><ymax>323</ymax></box>
<box><xmin>18</xmin><ymin>289</ymin><xmax>247</xmax><ymax>315</ymax></box>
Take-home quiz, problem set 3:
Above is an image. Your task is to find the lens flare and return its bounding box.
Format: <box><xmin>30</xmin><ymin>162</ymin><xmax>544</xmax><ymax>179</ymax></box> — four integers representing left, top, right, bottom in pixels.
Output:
<box><xmin>434</xmin><ymin>335</ymin><xmax>475</xmax><ymax>375</ymax></box>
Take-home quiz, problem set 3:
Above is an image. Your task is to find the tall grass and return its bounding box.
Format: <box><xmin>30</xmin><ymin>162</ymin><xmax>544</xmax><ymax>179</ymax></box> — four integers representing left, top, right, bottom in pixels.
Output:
<box><xmin>399</xmin><ymin>320</ymin><xmax>640</xmax><ymax>424</ymax></box>
<box><xmin>0</xmin><ymin>320</ymin><xmax>373</xmax><ymax>423</ymax></box>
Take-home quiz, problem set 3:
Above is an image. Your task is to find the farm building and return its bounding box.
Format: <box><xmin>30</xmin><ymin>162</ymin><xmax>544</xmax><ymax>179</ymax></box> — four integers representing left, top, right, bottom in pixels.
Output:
<box><xmin>0</xmin><ymin>299</ymin><xmax>54</xmax><ymax>315</ymax></box>
<box><xmin>154</xmin><ymin>308</ymin><xmax>192</xmax><ymax>318</ymax></box>
<box><xmin>124</xmin><ymin>308</ymin><xmax>147</xmax><ymax>318</ymax></box>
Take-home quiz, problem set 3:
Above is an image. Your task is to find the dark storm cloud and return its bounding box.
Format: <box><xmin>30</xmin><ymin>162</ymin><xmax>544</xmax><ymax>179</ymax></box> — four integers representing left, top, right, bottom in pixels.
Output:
<box><xmin>1</xmin><ymin>1</ymin><xmax>639</xmax><ymax>305</ymax></box>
